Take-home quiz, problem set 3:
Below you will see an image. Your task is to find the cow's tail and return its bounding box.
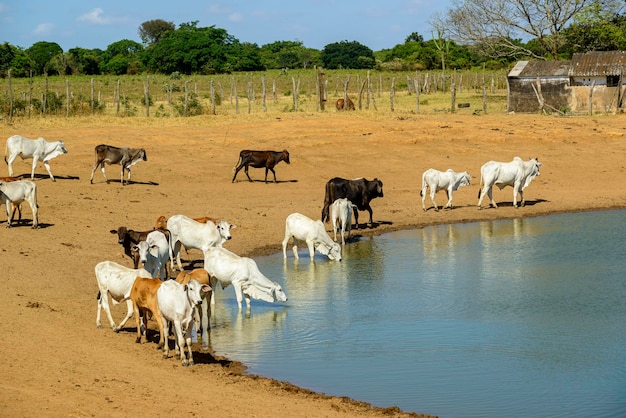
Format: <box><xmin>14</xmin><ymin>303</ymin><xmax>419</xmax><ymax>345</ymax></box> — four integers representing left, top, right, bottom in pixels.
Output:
<box><xmin>4</xmin><ymin>140</ymin><xmax>8</xmax><ymax>165</ymax></box>
<box><xmin>477</xmin><ymin>171</ymin><xmax>484</xmax><ymax>198</ymax></box>
<box><xmin>232</xmin><ymin>153</ymin><xmax>243</xmax><ymax>172</ymax></box>
<box><xmin>419</xmin><ymin>172</ymin><xmax>427</xmax><ymax>197</ymax></box>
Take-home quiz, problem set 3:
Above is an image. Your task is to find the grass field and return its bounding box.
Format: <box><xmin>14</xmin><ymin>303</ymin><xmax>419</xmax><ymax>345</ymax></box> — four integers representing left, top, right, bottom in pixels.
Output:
<box><xmin>2</xmin><ymin>68</ymin><xmax>510</xmax><ymax>119</ymax></box>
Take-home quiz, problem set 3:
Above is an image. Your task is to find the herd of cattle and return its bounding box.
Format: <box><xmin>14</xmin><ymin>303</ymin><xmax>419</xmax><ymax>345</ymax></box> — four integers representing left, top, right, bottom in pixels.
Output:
<box><xmin>1</xmin><ymin>134</ymin><xmax>544</xmax><ymax>367</ymax></box>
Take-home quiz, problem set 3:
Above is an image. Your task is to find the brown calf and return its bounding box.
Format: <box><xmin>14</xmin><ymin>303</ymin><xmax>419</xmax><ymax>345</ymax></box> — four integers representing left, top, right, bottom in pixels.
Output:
<box><xmin>336</xmin><ymin>98</ymin><xmax>355</xmax><ymax>111</ymax></box>
<box><xmin>130</xmin><ymin>277</ymin><xmax>166</xmax><ymax>350</ymax></box>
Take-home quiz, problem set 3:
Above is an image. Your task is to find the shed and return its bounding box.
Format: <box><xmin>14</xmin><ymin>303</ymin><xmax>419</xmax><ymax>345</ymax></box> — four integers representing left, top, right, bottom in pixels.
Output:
<box><xmin>569</xmin><ymin>51</ymin><xmax>626</xmax><ymax>112</ymax></box>
<box><xmin>507</xmin><ymin>60</ymin><xmax>571</xmax><ymax>113</ymax></box>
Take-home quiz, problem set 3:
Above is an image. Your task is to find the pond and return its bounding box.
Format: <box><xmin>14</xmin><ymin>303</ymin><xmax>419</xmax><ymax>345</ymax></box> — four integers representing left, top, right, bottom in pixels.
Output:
<box><xmin>208</xmin><ymin>209</ymin><xmax>626</xmax><ymax>418</ymax></box>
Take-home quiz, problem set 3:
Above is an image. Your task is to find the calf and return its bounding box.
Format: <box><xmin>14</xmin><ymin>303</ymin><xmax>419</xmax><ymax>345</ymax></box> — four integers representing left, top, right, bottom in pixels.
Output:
<box><xmin>0</xmin><ymin>179</ymin><xmax>39</xmax><ymax>228</ymax></box>
<box><xmin>5</xmin><ymin>135</ymin><xmax>68</xmax><ymax>181</ymax></box>
<box><xmin>134</xmin><ymin>230</ymin><xmax>172</xmax><ymax>280</ymax></box>
<box><xmin>158</xmin><ymin>279</ymin><xmax>211</xmax><ymax>366</ymax></box>
<box><xmin>331</xmin><ymin>198</ymin><xmax>356</xmax><ymax>245</ymax></box>
<box><xmin>420</xmin><ymin>168</ymin><xmax>471</xmax><ymax>211</ymax></box>
<box><xmin>90</xmin><ymin>144</ymin><xmax>147</xmax><ymax>186</ymax></box>
<box><xmin>175</xmin><ymin>268</ymin><xmax>213</xmax><ymax>350</ymax></box>
<box><xmin>283</xmin><ymin>212</ymin><xmax>342</xmax><ymax>261</ymax></box>
<box><xmin>232</xmin><ymin>149</ymin><xmax>290</xmax><ymax>183</ymax></box>
<box><xmin>109</xmin><ymin>226</ymin><xmax>154</xmax><ymax>268</ymax></box>
<box><xmin>336</xmin><ymin>98</ymin><xmax>355</xmax><ymax>111</ymax></box>
<box><xmin>204</xmin><ymin>247</ymin><xmax>287</xmax><ymax>310</ymax></box>
<box><xmin>130</xmin><ymin>277</ymin><xmax>165</xmax><ymax>347</ymax></box>
<box><xmin>94</xmin><ymin>260</ymin><xmax>152</xmax><ymax>331</ymax></box>
<box><xmin>167</xmin><ymin>214</ymin><xmax>236</xmax><ymax>271</ymax></box>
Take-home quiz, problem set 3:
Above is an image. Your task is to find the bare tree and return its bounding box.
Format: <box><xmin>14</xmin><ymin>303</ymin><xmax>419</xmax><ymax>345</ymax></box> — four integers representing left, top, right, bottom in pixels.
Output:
<box><xmin>436</xmin><ymin>0</ymin><xmax>590</xmax><ymax>60</ymax></box>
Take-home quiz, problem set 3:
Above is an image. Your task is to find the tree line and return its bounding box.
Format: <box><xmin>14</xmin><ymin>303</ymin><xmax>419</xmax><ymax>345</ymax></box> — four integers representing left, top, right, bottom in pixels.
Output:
<box><xmin>1</xmin><ymin>0</ymin><xmax>624</xmax><ymax>78</ymax></box>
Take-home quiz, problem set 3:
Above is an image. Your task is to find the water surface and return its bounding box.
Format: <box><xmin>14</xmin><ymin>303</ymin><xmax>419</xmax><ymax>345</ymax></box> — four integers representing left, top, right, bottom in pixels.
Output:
<box><xmin>209</xmin><ymin>210</ymin><xmax>626</xmax><ymax>417</ymax></box>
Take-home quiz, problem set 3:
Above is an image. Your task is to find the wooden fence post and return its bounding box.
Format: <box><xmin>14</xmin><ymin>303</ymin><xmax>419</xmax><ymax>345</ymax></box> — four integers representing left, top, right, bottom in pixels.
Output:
<box><xmin>184</xmin><ymin>80</ymin><xmax>188</xmax><ymax>117</ymax></box>
<box><xmin>8</xmin><ymin>69</ymin><xmax>13</xmax><ymax>121</ymax></box>
<box><xmin>66</xmin><ymin>79</ymin><xmax>70</xmax><ymax>118</ymax></box>
<box><xmin>451</xmin><ymin>82</ymin><xmax>456</xmax><ymax>112</ymax></box>
<box><xmin>210</xmin><ymin>79</ymin><xmax>216</xmax><ymax>115</ymax></box>
<box><xmin>145</xmin><ymin>76</ymin><xmax>150</xmax><ymax>117</ymax></box>
<box><xmin>414</xmin><ymin>75</ymin><xmax>420</xmax><ymax>113</ymax></box>
<box><xmin>261</xmin><ymin>76</ymin><xmax>267</xmax><ymax>112</ymax></box>
<box><xmin>390</xmin><ymin>77</ymin><xmax>395</xmax><ymax>112</ymax></box>
<box><xmin>589</xmin><ymin>80</ymin><xmax>596</xmax><ymax>116</ymax></box>
<box><xmin>343</xmin><ymin>76</ymin><xmax>350</xmax><ymax>110</ymax></box>
<box><xmin>91</xmin><ymin>77</ymin><xmax>95</xmax><ymax>114</ymax></box>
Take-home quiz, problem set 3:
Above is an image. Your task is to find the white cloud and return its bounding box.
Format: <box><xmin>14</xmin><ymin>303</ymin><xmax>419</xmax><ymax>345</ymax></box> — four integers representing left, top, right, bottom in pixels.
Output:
<box><xmin>77</xmin><ymin>8</ymin><xmax>127</xmax><ymax>25</ymax></box>
<box><xmin>228</xmin><ymin>12</ymin><xmax>243</xmax><ymax>23</ymax></box>
<box><xmin>33</xmin><ymin>23</ymin><xmax>54</xmax><ymax>36</ymax></box>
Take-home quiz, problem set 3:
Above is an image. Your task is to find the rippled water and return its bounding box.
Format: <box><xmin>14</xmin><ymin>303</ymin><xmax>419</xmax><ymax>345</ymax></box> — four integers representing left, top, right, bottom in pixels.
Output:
<box><xmin>209</xmin><ymin>210</ymin><xmax>626</xmax><ymax>418</ymax></box>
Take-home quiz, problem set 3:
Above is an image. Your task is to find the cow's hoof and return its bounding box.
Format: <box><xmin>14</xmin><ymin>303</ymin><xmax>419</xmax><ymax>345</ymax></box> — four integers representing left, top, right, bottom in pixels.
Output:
<box><xmin>135</xmin><ymin>338</ymin><xmax>141</xmax><ymax>343</ymax></box>
<box><xmin>113</xmin><ymin>327</ymin><xmax>121</xmax><ymax>333</ymax></box>
<box><xmin>96</xmin><ymin>324</ymin><xmax>102</xmax><ymax>329</ymax></box>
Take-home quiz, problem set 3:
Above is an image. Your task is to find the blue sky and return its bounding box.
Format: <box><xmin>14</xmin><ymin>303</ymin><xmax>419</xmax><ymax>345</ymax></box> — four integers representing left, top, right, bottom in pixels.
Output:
<box><xmin>1</xmin><ymin>1</ymin><xmax>453</xmax><ymax>52</ymax></box>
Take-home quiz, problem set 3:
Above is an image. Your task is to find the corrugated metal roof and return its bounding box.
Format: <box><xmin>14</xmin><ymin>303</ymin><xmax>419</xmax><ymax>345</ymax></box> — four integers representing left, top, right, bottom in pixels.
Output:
<box><xmin>570</xmin><ymin>51</ymin><xmax>626</xmax><ymax>76</ymax></box>
<box><xmin>508</xmin><ymin>60</ymin><xmax>571</xmax><ymax>77</ymax></box>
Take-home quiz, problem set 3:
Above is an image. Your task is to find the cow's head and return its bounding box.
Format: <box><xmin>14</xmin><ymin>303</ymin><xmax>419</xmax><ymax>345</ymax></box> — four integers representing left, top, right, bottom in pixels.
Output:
<box><xmin>110</xmin><ymin>226</ymin><xmax>128</xmax><ymax>244</ymax></box>
<box><xmin>372</xmin><ymin>178</ymin><xmax>384</xmax><ymax>198</ymax></box>
<box><xmin>459</xmin><ymin>172</ymin><xmax>471</xmax><ymax>187</ymax></box>
<box><xmin>272</xmin><ymin>283</ymin><xmax>288</xmax><ymax>303</ymax></box>
<box><xmin>217</xmin><ymin>220</ymin><xmax>236</xmax><ymax>242</ymax></box>
<box><xmin>140</xmin><ymin>149</ymin><xmax>148</xmax><ymax>161</ymax></box>
<box><xmin>186</xmin><ymin>280</ymin><xmax>212</xmax><ymax>306</ymax></box>
<box><xmin>133</xmin><ymin>241</ymin><xmax>158</xmax><ymax>264</ymax></box>
<box><xmin>282</xmin><ymin>150</ymin><xmax>291</xmax><ymax>164</ymax></box>
<box><xmin>315</xmin><ymin>241</ymin><xmax>342</xmax><ymax>261</ymax></box>
<box><xmin>57</xmin><ymin>141</ymin><xmax>68</xmax><ymax>154</ymax></box>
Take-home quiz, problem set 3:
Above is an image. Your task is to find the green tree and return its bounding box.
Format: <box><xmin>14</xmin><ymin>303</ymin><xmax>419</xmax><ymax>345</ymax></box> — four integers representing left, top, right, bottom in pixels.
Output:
<box><xmin>227</xmin><ymin>42</ymin><xmax>264</xmax><ymax>72</ymax></box>
<box><xmin>25</xmin><ymin>41</ymin><xmax>63</xmax><ymax>75</ymax></box>
<box><xmin>142</xmin><ymin>22</ymin><xmax>236</xmax><ymax>74</ymax></box>
<box><xmin>100</xmin><ymin>40</ymin><xmax>143</xmax><ymax>75</ymax></box>
<box><xmin>68</xmin><ymin>47</ymin><xmax>102</xmax><ymax>75</ymax></box>
<box><xmin>563</xmin><ymin>3</ymin><xmax>626</xmax><ymax>55</ymax></box>
<box><xmin>321</xmin><ymin>41</ymin><xmax>375</xmax><ymax>69</ymax></box>
<box><xmin>138</xmin><ymin>19</ymin><xmax>175</xmax><ymax>45</ymax></box>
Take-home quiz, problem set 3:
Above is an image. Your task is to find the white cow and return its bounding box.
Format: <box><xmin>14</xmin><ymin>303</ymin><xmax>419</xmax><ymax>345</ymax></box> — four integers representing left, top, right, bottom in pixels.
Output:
<box><xmin>203</xmin><ymin>247</ymin><xmax>287</xmax><ymax>310</ymax></box>
<box><xmin>420</xmin><ymin>168</ymin><xmax>471</xmax><ymax>211</ymax></box>
<box><xmin>158</xmin><ymin>279</ymin><xmax>211</xmax><ymax>366</ymax></box>
<box><xmin>176</xmin><ymin>268</ymin><xmax>213</xmax><ymax>351</ymax></box>
<box><xmin>167</xmin><ymin>214</ymin><xmax>236</xmax><ymax>271</ymax></box>
<box><xmin>331</xmin><ymin>198</ymin><xmax>356</xmax><ymax>245</ymax></box>
<box><xmin>5</xmin><ymin>135</ymin><xmax>68</xmax><ymax>181</ymax></box>
<box><xmin>282</xmin><ymin>212</ymin><xmax>342</xmax><ymax>261</ymax></box>
<box><xmin>94</xmin><ymin>260</ymin><xmax>152</xmax><ymax>331</ymax></box>
<box><xmin>477</xmin><ymin>157</ymin><xmax>543</xmax><ymax>209</ymax></box>
<box><xmin>0</xmin><ymin>180</ymin><xmax>39</xmax><ymax>228</ymax></box>
<box><xmin>134</xmin><ymin>230</ymin><xmax>172</xmax><ymax>280</ymax></box>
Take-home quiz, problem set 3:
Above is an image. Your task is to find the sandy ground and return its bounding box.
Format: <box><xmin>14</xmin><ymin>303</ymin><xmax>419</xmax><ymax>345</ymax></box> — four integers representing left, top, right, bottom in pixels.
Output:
<box><xmin>1</xmin><ymin>111</ymin><xmax>625</xmax><ymax>417</ymax></box>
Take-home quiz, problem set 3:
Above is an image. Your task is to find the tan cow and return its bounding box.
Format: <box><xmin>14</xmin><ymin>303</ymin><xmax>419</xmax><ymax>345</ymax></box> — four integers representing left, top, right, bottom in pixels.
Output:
<box><xmin>129</xmin><ymin>277</ymin><xmax>166</xmax><ymax>350</ymax></box>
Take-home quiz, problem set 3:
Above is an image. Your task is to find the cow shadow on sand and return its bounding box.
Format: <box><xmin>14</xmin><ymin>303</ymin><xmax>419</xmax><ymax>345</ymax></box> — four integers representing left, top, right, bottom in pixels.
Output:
<box><xmin>480</xmin><ymin>198</ymin><xmax>548</xmax><ymax>208</ymax></box>
<box><xmin>12</xmin><ymin>173</ymin><xmax>81</xmax><ymax>181</ymax></box>
<box><xmin>97</xmin><ymin>179</ymin><xmax>160</xmax><ymax>186</ymax></box>
<box><xmin>235</xmin><ymin>179</ymin><xmax>298</xmax><ymax>184</ymax></box>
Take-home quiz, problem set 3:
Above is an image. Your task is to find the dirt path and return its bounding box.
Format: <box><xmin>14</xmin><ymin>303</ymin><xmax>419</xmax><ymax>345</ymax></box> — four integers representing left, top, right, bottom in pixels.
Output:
<box><xmin>1</xmin><ymin>112</ymin><xmax>625</xmax><ymax>417</ymax></box>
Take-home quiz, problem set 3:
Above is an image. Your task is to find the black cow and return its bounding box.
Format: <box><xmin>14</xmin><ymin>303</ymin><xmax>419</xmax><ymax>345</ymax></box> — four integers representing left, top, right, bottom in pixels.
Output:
<box><xmin>232</xmin><ymin>150</ymin><xmax>290</xmax><ymax>183</ymax></box>
<box><xmin>90</xmin><ymin>144</ymin><xmax>147</xmax><ymax>186</ymax></box>
<box><xmin>321</xmin><ymin>177</ymin><xmax>384</xmax><ymax>229</ymax></box>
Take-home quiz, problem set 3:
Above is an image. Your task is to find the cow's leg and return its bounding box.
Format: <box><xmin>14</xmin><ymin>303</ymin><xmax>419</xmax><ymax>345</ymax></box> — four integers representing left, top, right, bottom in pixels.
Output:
<box><xmin>340</xmin><ymin>219</ymin><xmax>346</xmax><ymax>245</ymax></box>
<box><xmin>30</xmin><ymin>157</ymin><xmax>39</xmax><ymax>180</ymax></box>
<box><xmin>421</xmin><ymin>187</ymin><xmax>428</xmax><ymax>211</ymax></box>
<box><xmin>488</xmin><ymin>188</ymin><xmax>497</xmax><ymax>208</ymax></box>
<box><xmin>154</xmin><ymin>309</ymin><xmax>165</xmax><ymax>350</ymax></box>
<box><xmin>89</xmin><ymin>162</ymin><xmax>100</xmax><ymax>184</ymax></box>
<box><xmin>281</xmin><ymin>232</ymin><xmax>292</xmax><ymax>259</ymax></box>
<box><xmin>100</xmin><ymin>164</ymin><xmax>109</xmax><ymax>183</ymax></box>
<box><xmin>6</xmin><ymin>154</ymin><xmax>16</xmax><ymax>176</ymax></box>
<box><xmin>96</xmin><ymin>292</ymin><xmax>104</xmax><ymax>328</ymax></box>
<box><xmin>445</xmin><ymin>189</ymin><xmax>453</xmax><ymax>209</ymax></box>
<box><xmin>430</xmin><ymin>190</ymin><xmax>439</xmax><ymax>211</ymax></box>
<box><xmin>269</xmin><ymin>167</ymin><xmax>277</xmax><ymax>183</ymax></box>
<box><xmin>306</xmin><ymin>240</ymin><xmax>315</xmax><ymax>260</ymax></box>
<box><xmin>352</xmin><ymin>207</ymin><xmax>360</xmax><ymax>229</ymax></box>
<box><xmin>244</xmin><ymin>166</ymin><xmax>253</xmax><ymax>182</ymax></box>
<box><xmin>184</xmin><ymin>326</ymin><xmax>194</xmax><ymax>366</ymax></box>
<box><xmin>366</xmin><ymin>205</ymin><xmax>374</xmax><ymax>228</ymax></box>
<box><xmin>233</xmin><ymin>284</ymin><xmax>244</xmax><ymax>310</ymax></box>
<box><xmin>291</xmin><ymin>239</ymin><xmax>300</xmax><ymax>259</ymax></box>
<box><xmin>332</xmin><ymin>216</ymin><xmax>338</xmax><ymax>241</ymax></box>
<box><xmin>133</xmin><ymin>302</ymin><xmax>143</xmax><ymax>343</ymax></box>
<box><xmin>199</xmin><ymin>297</ymin><xmax>210</xmax><ymax>351</ymax></box>
<box><xmin>28</xmin><ymin>199</ymin><xmax>38</xmax><ymax>229</ymax></box>
<box><xmin>43</xmin><ymin>161</ymin><xmax>55</xmax><ymax>182</ymax></box>
<box><xmin>161</xmin><ymin>317</ymin><xmax>170</xmax><ymax>359</ymax></box>
<box><xmin>232</xmin><ymin>164</ymin><xmax>244</xmax><ymax>182</ymax></box>
<box><xmin>4</xmin><ymin>204</ymin><xmax>12</xmax><ymax>228</ymax></box>
<box><xmin>173</xmin><ymin>241</ymin><xmax>184</xmax><ymax>271</ymax></box>
<box><xmin>264</xmin><ymin>167</ymin><xmax>269</xmax><ymax>183</ymax></box>
<box><xmin>113</xmin><ymin>299</ymin><xmax>135</xmax><ymax>332</ymax></box>
<box><xmin>101</xmin><ymin>295</ymin><xmax>118</xmax><ymax>330</ymax></box>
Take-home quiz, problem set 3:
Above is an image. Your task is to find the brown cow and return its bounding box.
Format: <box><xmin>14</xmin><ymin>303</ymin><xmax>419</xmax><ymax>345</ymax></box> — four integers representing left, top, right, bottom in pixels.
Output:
<box><xmin>336</xmin><ymin>98</ymin><xmax>355</xmax><ymax>111</ymax></box>
<box><xmin>129</xmin><ymin>277</ymin><xmax>166</xmax><ymax>348</ymax></box>
<box><xmin>232</xmin><ymin>150</ymin><xmax>290</xmax><ymax>183</ymax></box>
<box><xmin>90</xmin><ymin>144</ymin><xmax>147</xmax><ymax>186</ymax></box>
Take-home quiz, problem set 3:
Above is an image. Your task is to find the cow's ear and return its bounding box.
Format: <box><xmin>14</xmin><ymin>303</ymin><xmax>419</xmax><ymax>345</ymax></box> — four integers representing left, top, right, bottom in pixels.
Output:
<box><xmin>110</xmin><ymin>229</ymin><xmax>116</xmax><ymax>234</ymax></box>
<box><xmin>230</xmin><ymin>224</ymin><xmax>237</xmax><ymax>230</ymax></box>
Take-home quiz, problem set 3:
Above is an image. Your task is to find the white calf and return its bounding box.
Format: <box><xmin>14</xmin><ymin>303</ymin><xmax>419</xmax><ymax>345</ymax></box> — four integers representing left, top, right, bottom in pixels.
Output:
<box><xmin>94</xmin><ymin>260</ymin><xmax>152</xmax><ymax>331</ymax></box>
<box><xmin>176</xmin><ymin>268</ymin><xmax>213</xmax><ymax>351</ymax></box>
<box><xmin>167</xmin><ymin>214</ymin><xmax>236</xmax><ymax>271</ymax></box>
<box><xmin>158</xmin><ymin>279</ymin><xmax>211</xmax><ymax>366</ymax></box>
<box><xmin>204</xmin><ymin>247</ymin><xmax>287</xmax><ymax>309</ymax></box>
<box><xmin>420</xmin><ymin>168</ymin><xmax>471</xmax><ymax>211</ymax></box>
<box><xmin>331</xmin><ymin>198</ymin><xmax>355</xmax><ymax>245</ymax></box>
<box><xmin>134</xmin><ymin>230</ymin><xmax>172</xmax><ymax>280</ymax></box>
<box><xmin>0</xmin><ymin>180</ymin><xmax>39</xmax><ymax>228</ymax></box>
<box><xmin>282</xmin><ymin>212</ymin><xmax>342</xmax><ymax>261</ymax></box>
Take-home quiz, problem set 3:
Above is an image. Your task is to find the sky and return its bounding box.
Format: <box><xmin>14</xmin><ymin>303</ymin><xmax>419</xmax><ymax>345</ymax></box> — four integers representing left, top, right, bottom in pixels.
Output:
<box><xmin>1</xmin><ymin>1</ymin><xmax>453</xmax><ymax>52</ymax></box>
